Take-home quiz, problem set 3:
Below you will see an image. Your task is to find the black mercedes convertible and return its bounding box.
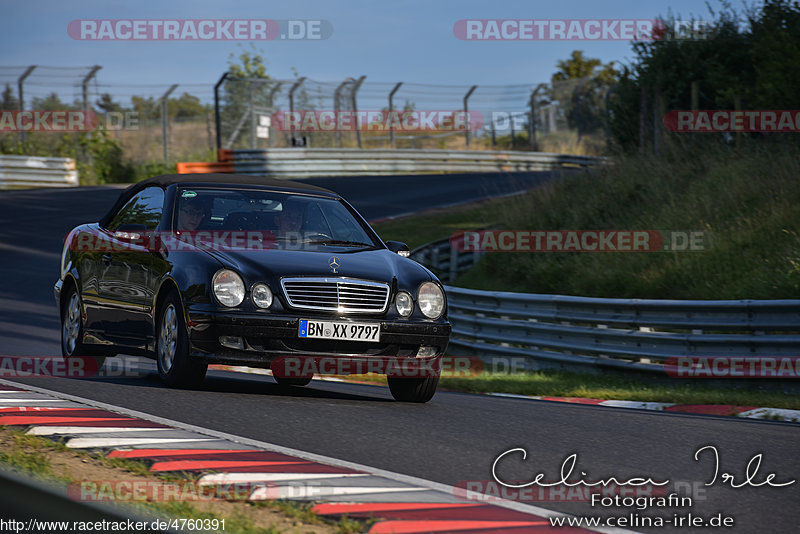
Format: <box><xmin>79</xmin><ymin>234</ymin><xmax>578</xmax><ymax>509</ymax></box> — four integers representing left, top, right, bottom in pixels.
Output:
<box><xmin>55</xmin><ymin>174</ymin><xmax>451</xmax><ymax>402</ymax></box>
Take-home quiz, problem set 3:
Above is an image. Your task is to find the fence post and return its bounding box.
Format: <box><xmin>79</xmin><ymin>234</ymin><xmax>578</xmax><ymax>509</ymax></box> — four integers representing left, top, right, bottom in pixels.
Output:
<box><xmin>266</xmin><ymin>81</ymin><xmax>283</xmax><ymax>147</ymax></box>
<box><xmin>388</xmin><ymin>82</ymin><xmax>403</xmax><ymax>148</ymax></box>
<box><xmin>214</xmin><ymin>72</ymin><xmax>229</xmax><ymax>152</ymax></box>
<box><xmin>333</xmin><ymin>78</ymin><xmax>352</xmax><ymax>148</ymax></box>
<box><xmin>530</xmin><ymin>83</ymin><xmax>548</xmax><ymax>151</ymax></box>
<box><xmin>288</xmin><ymin>77</ymin><xmax>307</xmax><ymax>146</ymax></box>
<box><xmin>206</xmin><ymin>112</ymin><xmax>214</xmax><ymax>152</ymax></box>
<box><xmin>511</xmin><ymin>113</ymin><xmax>516</xmax><ymax>149</ymax></box>
<box><xmin>734</xmin><ymin>95</ymin><xmax>742</xmax><ymax>147</ymax></box>
<box><xmin>351</xmin><ymin>76</ymin><xmax>366</xmax><ymax>149</ymax></box>
<box><xmin>463</xmin><ymin>85</ymin><xmax>478</xmax><ymax>148</ymax></box>
<box><xmin>160</xmin><ymin>84</ymin><xmax>178</xmax><ymax>164</ymax></box>
<box><xmin>248</xmin><ymin>81</ymin><xmax>256</xmax><ymax>149</ymax></box>
<box><xmin>528</xmin><ymin>92</ymin><xmax>536</xmax><ymax>150</ymax></box>
<box><xmin>639</xmin><ymin>86</ymin><xmax>648</xmax><ymax>154</ymax></box>
<box><xmin>653</xmin><ymin>87</ymin><xmax>663</xmax><ymax>156</ymax></box>
<box><xmin>81</xmin><ymin>66</ymin><xmax>101</xmax><ymax>115</ymax></box>
<box><xmin>16</xmin><ymin>66</ymin><xmax>36</xmax><ymax>145</ymax></box>
<box><xmin>604</xmin><ymin>83</ymin><xmax>617</xmax><ymax>148</ymax></box>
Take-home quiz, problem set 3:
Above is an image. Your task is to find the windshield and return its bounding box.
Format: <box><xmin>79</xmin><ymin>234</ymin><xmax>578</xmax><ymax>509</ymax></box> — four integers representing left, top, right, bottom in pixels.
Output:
<box><xmin>173</xmin><ymin>187</ymin><xmax>378</xmax><ymax>250</ymax></box>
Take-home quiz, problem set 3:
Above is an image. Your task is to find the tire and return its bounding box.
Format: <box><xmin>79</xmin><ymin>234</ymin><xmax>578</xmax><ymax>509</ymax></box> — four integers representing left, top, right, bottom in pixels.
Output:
<box><xmin>273</xmin><ymin>375</ymin><xmax>313</xmax><ymax>387</ymax></box>
<box><xmin>156</xmin><ymin>291</ymin><xmax>207</xmax><ymax>388</ymax></box>
<box><xmin>61</xmin><ymin>285</ymin><xmax>106</xmax><ymax>374</ymax></box>
<box><xmin>387</xmin><ymin>375</ymin><xmax>439</xmax><ymax>403</ymax></box>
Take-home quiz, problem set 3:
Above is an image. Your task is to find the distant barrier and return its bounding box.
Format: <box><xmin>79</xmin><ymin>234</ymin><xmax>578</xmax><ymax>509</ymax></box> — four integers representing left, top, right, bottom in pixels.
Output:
<box><xmin>0</xmin><ymin>155</ymin><xmax>78</xmax><ymax>189</ymax></box>
<box><xmin>176</xmin><ymin>148</ymin><xmax>604</xmax><ymax>178</ymax></box>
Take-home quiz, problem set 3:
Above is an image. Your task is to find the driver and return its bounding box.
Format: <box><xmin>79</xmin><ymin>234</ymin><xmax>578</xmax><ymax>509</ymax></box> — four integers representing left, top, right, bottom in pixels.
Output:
<box><xmin>177</xmin><ymin>196</ymin><xmax>210</xmax><ymax>231</ymax></box>
<box><xmin>274</xmin><ymin>200</ymin><xmax>304</xmax><ymax>237</ymax></box>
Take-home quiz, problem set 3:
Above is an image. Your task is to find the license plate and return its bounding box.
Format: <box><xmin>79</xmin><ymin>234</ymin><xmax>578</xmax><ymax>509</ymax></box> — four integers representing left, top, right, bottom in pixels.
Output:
<box><xmin>298</xmin><ymin>319</ymin><xmax>381</xmax><ymax>342</ymax></box>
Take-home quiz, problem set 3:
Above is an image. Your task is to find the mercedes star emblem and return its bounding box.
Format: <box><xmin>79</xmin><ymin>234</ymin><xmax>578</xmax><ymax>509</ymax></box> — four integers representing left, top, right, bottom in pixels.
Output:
<box><xmin>328</xmin><ymin>256</ymin><xmax>340</xmax><ymax>273</ymax></box>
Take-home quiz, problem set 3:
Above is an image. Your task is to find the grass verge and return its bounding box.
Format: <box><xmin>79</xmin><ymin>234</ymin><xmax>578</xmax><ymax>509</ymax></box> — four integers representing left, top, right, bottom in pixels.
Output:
<box><xmin>0</xmin><ymin>427</ymin><xmax>366</xmax><ymax>533</ymax></box>
<box><xmin>332</xmin><ymin>370</ymin><xmax>800</xmax><ymax>410</ymax></box>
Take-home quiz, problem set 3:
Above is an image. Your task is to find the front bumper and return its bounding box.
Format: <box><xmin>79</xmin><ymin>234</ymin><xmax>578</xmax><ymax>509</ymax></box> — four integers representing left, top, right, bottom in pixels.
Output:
<box><xmin>186</xmin><ymin>308</ymin><xmax>451</xmax><ymax>372</ymax></box>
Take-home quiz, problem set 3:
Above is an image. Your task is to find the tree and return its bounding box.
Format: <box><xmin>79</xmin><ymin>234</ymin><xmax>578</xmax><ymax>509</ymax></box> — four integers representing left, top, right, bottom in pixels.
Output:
<box><xmin>1</xmin><ymin>84</ymin><xmax>18</xmax><ymax>111</ymax></box>
<box><xmin>32</xmin><ymin>92</ymin><xmax>69</xmax><ymax>111</ymax></box>
<box><xmin>130</xmin><ymin>95</ymin><xmax>159</xmax><ymax>121</ymax></box>
<box><xmin>550</xmin><ymin>51</ymin><xmax>619</xmax><ymax>136</ymax></box>
<box><xmin>96</xmin><ymin>93</ymin><xmax>124</xmax><ymax>113</ymax></box>
<box><xmin>168</xmin><ymin>93</ymin><xmax>210</xmax><ymax>119</ymax></box>
<box><xmin>608</xmin><ymin>0</ymin><xmax>800</xmax><ymax>151</ymax></box>
<box><xmin>220</xmin><ymin>44</ymin><xmax>274</xmax><ymax>148</ymax></box>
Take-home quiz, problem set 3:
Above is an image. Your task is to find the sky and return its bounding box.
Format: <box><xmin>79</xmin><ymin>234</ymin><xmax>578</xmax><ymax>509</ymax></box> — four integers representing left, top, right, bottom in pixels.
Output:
<box><xmin>1</xmin><ymin>0</ymin><xmax>743</xmax><ymax>108</ymax></box>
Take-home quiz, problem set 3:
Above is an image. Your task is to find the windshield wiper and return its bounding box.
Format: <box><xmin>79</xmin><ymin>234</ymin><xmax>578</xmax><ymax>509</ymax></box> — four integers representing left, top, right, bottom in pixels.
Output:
<box><xmin>305</xmin><ymin>239</ymin><xmax>375</xmax><ymax>247</ymax></box>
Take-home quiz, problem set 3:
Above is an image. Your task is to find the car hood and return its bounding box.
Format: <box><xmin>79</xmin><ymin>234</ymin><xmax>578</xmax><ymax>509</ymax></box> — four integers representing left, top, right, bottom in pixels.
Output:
<box><xmin>201</xmin><ymin>246</ymin><xmax>435</xmax><ymax>288</ymax></box>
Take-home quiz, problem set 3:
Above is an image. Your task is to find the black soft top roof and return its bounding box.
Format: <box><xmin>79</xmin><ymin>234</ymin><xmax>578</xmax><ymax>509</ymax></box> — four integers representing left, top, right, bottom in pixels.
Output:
<box><xmin>99</xmin><ymin>173</ymin><xmax>337</xmax><ymax>227</ymax></box>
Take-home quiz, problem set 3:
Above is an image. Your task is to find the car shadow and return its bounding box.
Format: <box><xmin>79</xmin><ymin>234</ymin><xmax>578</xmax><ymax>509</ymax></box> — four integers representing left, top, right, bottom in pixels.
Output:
<box><xmin>66</xmin><ymin>357</ymin><xmax>394</xmax><ymax>403</ymax></box>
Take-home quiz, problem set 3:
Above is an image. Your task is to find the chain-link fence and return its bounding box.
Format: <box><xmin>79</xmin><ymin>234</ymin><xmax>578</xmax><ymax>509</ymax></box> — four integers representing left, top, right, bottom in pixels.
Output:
<box><xmin>0</xmin><ymin>66</ymin><xmax>615</xmax><ymax>177</ymax></box>
<box><xmin>0</xmin><ymin>66</ymin><xmax>215</xmax><ymax>171</ymax></box>
<box><xmin>216</xmin><ymin>75</ymin><xmax>615</xmax><ymax>155</ymax></box>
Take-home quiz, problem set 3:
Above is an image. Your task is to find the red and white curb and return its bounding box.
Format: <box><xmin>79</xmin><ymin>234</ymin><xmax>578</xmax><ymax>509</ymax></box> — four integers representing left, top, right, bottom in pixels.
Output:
<box><xmin>0</xmin><ymin>379</ymin><xmax>628</xmax><ymax>533</ymax></box>
<box><xmin>487</xmin><ymin>394</ymin><xmax>800</xmax><ymax>422</ymax></box>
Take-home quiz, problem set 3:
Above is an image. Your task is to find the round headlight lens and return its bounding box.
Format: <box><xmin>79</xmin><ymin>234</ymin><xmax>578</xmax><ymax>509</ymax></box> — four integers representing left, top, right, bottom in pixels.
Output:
<box><xmin>417</xmin><ymin>282</ymin><xmax>444</xmax><ymax>319</ymax></box>
<box><xmin>395</xmin><ymin>291</ymin><xmax>413</xmax><ymax>317</ymax></box>
<box><xmin>212</xmin><ymin>270</ymin><xmax>245</xmax><ymax>307</ymax></box>
<box><xmin>252</xmin><ymin>283</ymin><xmax>273</xmax><ymax>309</ymax></box>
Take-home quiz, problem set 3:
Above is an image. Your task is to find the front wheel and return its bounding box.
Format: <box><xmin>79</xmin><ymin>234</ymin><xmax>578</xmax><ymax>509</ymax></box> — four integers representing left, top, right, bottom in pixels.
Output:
<box><xmin>387</xmin><ymin>375</ymin><xmax>439</xmax><ymax>403</ymax></box>
<box><xmin>61</xmin><ymin>286</ymin><xmax>105</xmax><ymax>373</ymax></box>
<box><xmin>156</xmin><ymin>291</ymin><xmax>207</xmax><ymax>388</ymax></box>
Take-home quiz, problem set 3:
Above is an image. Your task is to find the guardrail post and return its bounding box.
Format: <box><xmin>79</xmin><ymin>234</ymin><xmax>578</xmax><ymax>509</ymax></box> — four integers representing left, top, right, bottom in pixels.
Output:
<box><xmin>160</xmin><ymin>84</ymin><xmax>178</xmax><ymax>164</ymax></box>
<box><xmin>333</xmin><ymin>78</ymin><xmax>353</xmax><ymax>148</ymax></box>
<box><xmin>288</xmin><ymin>77</ymin><xmax>307</xmax><ymax>147</ymax></box>
<box><xmin>463</xmin><ymin>85</ymin><xmax>477</xmax><ymax>147</ymax></box>
<box><xmin>388</xmin><ymin>82</ymin><xmax>403</xmax><ymax>148</ymax></box>
<box><xmin>16</xmin><ymin>66</ymin><xmax>35</xmax><ymax>144</ymax></box>
<box><xmin>351</xmin><ymin>76</ymin><xmax>366</xmax><ymax>148</ymax></box>
<box><xmin>449</xmin><ymin>246</ymin><xmax>459</xmax><ymax>283</ymax></box>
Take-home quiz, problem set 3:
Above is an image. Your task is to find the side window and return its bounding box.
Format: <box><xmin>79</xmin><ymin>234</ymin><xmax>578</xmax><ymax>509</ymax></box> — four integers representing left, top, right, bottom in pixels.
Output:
<box><xmin>106</xmin><ymin>187</ymin><xmax>165</xmax><ymax>231</ymax></box>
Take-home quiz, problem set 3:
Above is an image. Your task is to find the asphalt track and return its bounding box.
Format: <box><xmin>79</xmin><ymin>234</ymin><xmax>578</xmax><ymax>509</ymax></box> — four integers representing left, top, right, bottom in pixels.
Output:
<box><xmin>1</xmin><ymin>172</ymin><xmax>798</xmax><ymax>533</ymax></box>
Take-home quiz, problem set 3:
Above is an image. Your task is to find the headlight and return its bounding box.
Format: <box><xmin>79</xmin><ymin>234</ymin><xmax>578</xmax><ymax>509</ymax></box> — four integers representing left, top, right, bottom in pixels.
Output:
<box><xmin>252</xmin><ymin>283</ymin><xmax>273</xmax><ymax>309</ymax></box>
<box><xmin>395</xmin><ymin>291</ymin><xmax>413</xmax><ymax>317</ymax></box>
<box><xmin>417</xmin><ymin>282</ymin><xmax>444</xmax><ymax>319</ymax></box>
<box><xmin>212</xmin><ymin>269</ymin><xmax>245</xmax><ymax>307</ymax></box>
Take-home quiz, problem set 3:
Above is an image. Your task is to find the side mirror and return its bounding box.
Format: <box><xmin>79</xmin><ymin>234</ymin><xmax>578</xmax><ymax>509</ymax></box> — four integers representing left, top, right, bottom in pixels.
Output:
<box><xmin>114</xmin><ymin>224</ymin><xmax>147</xmax><ymax>242</ymax></box>
<box><xmin>385</xmin><ymin>241</ymin><xmax>410</xmax><ymax>257</ymax></box>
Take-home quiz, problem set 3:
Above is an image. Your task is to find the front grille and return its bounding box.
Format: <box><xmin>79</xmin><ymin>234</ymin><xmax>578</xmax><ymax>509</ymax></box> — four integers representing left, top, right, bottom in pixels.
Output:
<box><xmin>281</xmin><ymin>277</ymin><xmax>390</xmax><ymax>314</ymax></box>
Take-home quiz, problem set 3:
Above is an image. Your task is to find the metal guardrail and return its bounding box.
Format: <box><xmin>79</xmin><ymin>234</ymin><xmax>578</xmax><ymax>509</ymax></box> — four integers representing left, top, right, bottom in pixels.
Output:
<box><xmin>219</xmin><ymin>148</ymin><xmax>603</xmax><ymax>177</ymax></box>
<box><xmin>0</xmin><ymin>467</ymin><xmax>180</xmax><ymax>533</ymax></box>
<box><xmin>445</xmin><ymin>286</ymin><xmax>800</xmax><ymax>373</ymax></box>
<box><xmin>410</xmin><ymin>237</ymin><xmax>484</xmax><ymax>283</ymax></box>
<box><xmin>0</xmin><ymin>155</ymin><xmax>79</xmax><ymax>189</ymax></box>
<box><xmin>411</xmin><ymin>239</ymin><xmax>800</xmax><ymax>372</ymax></box>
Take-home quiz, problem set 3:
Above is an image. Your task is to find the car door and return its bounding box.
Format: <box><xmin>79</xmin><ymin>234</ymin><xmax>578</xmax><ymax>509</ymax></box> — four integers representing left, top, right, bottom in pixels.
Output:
<box><xmin>97</xmin><ymin>186</ymin><xmax>165</xmax><ymax>347</ymax></box>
